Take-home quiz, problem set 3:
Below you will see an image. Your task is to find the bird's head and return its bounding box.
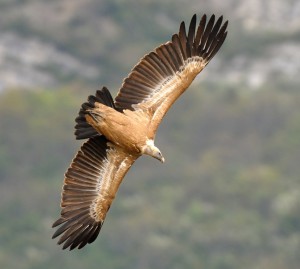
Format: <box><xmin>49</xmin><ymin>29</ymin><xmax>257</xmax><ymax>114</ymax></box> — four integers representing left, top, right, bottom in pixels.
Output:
<box><xmin>142</xmin><ymin>140</ymin><xmax>165</xmax><ymax>163</ymax></box>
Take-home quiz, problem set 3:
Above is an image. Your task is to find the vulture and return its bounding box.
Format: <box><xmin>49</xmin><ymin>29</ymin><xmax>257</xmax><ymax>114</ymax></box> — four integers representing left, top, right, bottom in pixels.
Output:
<box><xmin>53</xmin><ymin>14</ymin><xmax>228</xmax><ymax>250</ymax></box>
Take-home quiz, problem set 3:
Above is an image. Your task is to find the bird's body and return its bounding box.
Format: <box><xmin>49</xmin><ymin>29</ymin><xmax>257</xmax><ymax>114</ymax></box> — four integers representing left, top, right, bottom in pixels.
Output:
<box><xmin>53</xmin><ymin>14</ymin><xmax>228</xmax><ymax>250</ymax></box>
<box><xmin>86</xmin><ymin>104</ymin><xmax>151</xmax><ymax>155</ymax></box>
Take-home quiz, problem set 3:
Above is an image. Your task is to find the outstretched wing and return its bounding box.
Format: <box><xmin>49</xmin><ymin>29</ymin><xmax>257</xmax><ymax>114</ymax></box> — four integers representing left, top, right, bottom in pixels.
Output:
<box><xmin>52</xmin><ymin>136</ymin><xmax>138</xmax><ymax>250</ymax></box>
<box><xmin>114</xmin><ymin>14</ymin><xmax>228</xmax><ymax>134</ymax></box>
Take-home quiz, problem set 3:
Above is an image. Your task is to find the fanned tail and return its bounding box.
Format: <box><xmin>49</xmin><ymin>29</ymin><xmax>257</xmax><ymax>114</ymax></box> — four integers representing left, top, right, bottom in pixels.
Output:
<box><xmin>75</xmin><ymin>87</ymin><xmax>116</xmax><ymax>140</ymax></box>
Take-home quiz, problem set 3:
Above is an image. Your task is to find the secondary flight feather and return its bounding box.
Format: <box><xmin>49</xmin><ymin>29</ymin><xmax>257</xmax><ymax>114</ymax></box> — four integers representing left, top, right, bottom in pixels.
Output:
<box><xmin>53</xmin><ymin>14</ymin><xmax>228</xmax><ymax>250</ymax></box>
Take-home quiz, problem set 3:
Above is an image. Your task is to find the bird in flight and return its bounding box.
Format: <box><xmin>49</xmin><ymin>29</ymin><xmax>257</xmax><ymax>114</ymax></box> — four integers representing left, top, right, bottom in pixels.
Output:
<box><xmin>53</xmin><ymin>14</ymin><xmax>228</xmax><ymax>250</ymax></box>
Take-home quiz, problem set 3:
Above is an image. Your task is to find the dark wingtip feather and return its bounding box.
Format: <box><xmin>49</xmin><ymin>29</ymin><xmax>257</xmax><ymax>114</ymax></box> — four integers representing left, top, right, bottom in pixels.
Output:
<box><xmin>205</xmin><ymin>20</ymin><xmax>228</xmax><ymax>62</ymax></box>
<box><xmin>187</xmin><ymin>14</ymin><xmax>197</xmax><ymax>44</ymax></box>
<box><xmin>194</xmin><ymin>14</ymin><xmax>228</xmax><ymax>63</ymax></box>
<box><xmin>177</xmin><ymin>13</ymin><xmax>227</xmax><ymax>63</ymax></box>
<box><xmin>178</xmin><ymin>21</ymin><xmax>187</xmax><ymax>59</ymax></box>
<box><xmin>52</xmin><ymin>217</ymin><xmax>66</xmax><ymax>229</ymax></box>
<box><xmin>193</xmin><ymin>14</ymin><xmax>207</xmax><ymax>55</ymax></box>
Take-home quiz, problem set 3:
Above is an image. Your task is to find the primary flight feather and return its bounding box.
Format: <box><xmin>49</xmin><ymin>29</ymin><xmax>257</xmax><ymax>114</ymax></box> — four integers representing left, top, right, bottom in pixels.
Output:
<box><xmin>53</xmin><ymin>14</ymin><xmax>228</xmax><ymax>250</ymax></box>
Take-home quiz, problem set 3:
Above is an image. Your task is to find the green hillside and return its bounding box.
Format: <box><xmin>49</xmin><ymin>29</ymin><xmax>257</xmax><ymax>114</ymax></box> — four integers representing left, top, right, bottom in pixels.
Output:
<box><xmin>1</xmin><ymin>83</ymin><xmax>300</xmax><ymax>269</ymax></box>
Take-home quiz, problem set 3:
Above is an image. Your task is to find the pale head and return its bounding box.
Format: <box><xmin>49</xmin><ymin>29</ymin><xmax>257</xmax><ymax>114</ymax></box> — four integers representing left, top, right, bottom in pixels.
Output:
<box><xmin>142</xmin><ymin>140</ymin><xmax>165</xmax><ymax>163</ymax></box>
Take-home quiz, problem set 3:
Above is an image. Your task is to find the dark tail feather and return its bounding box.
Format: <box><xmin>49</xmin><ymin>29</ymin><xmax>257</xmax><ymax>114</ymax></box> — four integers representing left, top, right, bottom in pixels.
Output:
<box><xmin>75</xmin><ymin>87</ymin><xmax>116</xmax><ymax>140</ymax></box>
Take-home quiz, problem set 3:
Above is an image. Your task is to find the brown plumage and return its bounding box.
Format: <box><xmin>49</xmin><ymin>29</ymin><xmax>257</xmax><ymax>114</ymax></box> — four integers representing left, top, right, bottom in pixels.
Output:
<box><xmin>53</xmin><ymin>14</ymin><xmax>228</xmax><ymax>250</ymax></box>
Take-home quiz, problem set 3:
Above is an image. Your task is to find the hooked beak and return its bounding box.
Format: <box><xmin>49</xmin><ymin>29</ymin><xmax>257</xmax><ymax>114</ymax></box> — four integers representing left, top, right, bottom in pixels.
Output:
<box><xmin>157</xmin><ymin>152</ymin><xmax>165</xmax><ymax>163</ymax></box>
<box><xmin>153</xmin><ymin>151</ymin><xmax>165</xmax><ymax>163</ymax></box>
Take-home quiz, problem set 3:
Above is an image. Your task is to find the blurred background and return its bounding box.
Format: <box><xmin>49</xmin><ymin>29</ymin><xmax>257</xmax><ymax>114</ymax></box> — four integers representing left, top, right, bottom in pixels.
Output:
<box><xmin>0</xmin><ymin>0</ymin><xmax>300</xmax><ymax>268</ymax></box>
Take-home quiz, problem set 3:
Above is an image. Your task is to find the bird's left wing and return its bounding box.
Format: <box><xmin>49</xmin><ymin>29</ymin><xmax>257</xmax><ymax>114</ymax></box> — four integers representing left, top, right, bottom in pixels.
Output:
<box><xmin>114</xmin><ymin>14</ymin><xmax>228</xmax><ymax>135</ymax></box>
<box><xmin>52</xmin><ymin>136</ymin><xmax>138</xmax><ymax>250</ymax></box>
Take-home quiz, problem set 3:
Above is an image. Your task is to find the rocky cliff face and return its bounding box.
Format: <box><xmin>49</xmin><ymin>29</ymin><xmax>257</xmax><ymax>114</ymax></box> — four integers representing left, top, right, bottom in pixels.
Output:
<box><xmin>0</xmin><ymin>0</ymin><xmax>299</xmax><ymax>91</ymax></box>
<box><xmin>0</xmin><ymin>32</ymin><xmax>99</xmax><ymax>91</ymax></box>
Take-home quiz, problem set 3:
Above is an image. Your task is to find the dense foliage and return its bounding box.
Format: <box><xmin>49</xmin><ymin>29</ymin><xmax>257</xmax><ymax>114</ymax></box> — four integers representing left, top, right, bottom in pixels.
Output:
<box><xmin>0</xmin><ymin>82</ymin><xmax>299</xmax><ymax>269</ymax></box>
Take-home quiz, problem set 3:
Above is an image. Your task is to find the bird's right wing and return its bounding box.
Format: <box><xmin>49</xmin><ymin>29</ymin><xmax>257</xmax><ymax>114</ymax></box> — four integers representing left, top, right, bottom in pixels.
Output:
<box><xmin>52</xmin><ymin>136</ymin><xmax>138</xmax><ymax>250</ymax></box>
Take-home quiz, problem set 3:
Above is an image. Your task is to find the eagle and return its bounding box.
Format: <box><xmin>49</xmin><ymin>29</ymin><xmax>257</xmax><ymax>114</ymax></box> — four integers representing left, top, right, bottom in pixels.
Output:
<box><xmin>52</xmin><ymin>14</ymin><xmax>228</xmax><ymax>250</ymax></box>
